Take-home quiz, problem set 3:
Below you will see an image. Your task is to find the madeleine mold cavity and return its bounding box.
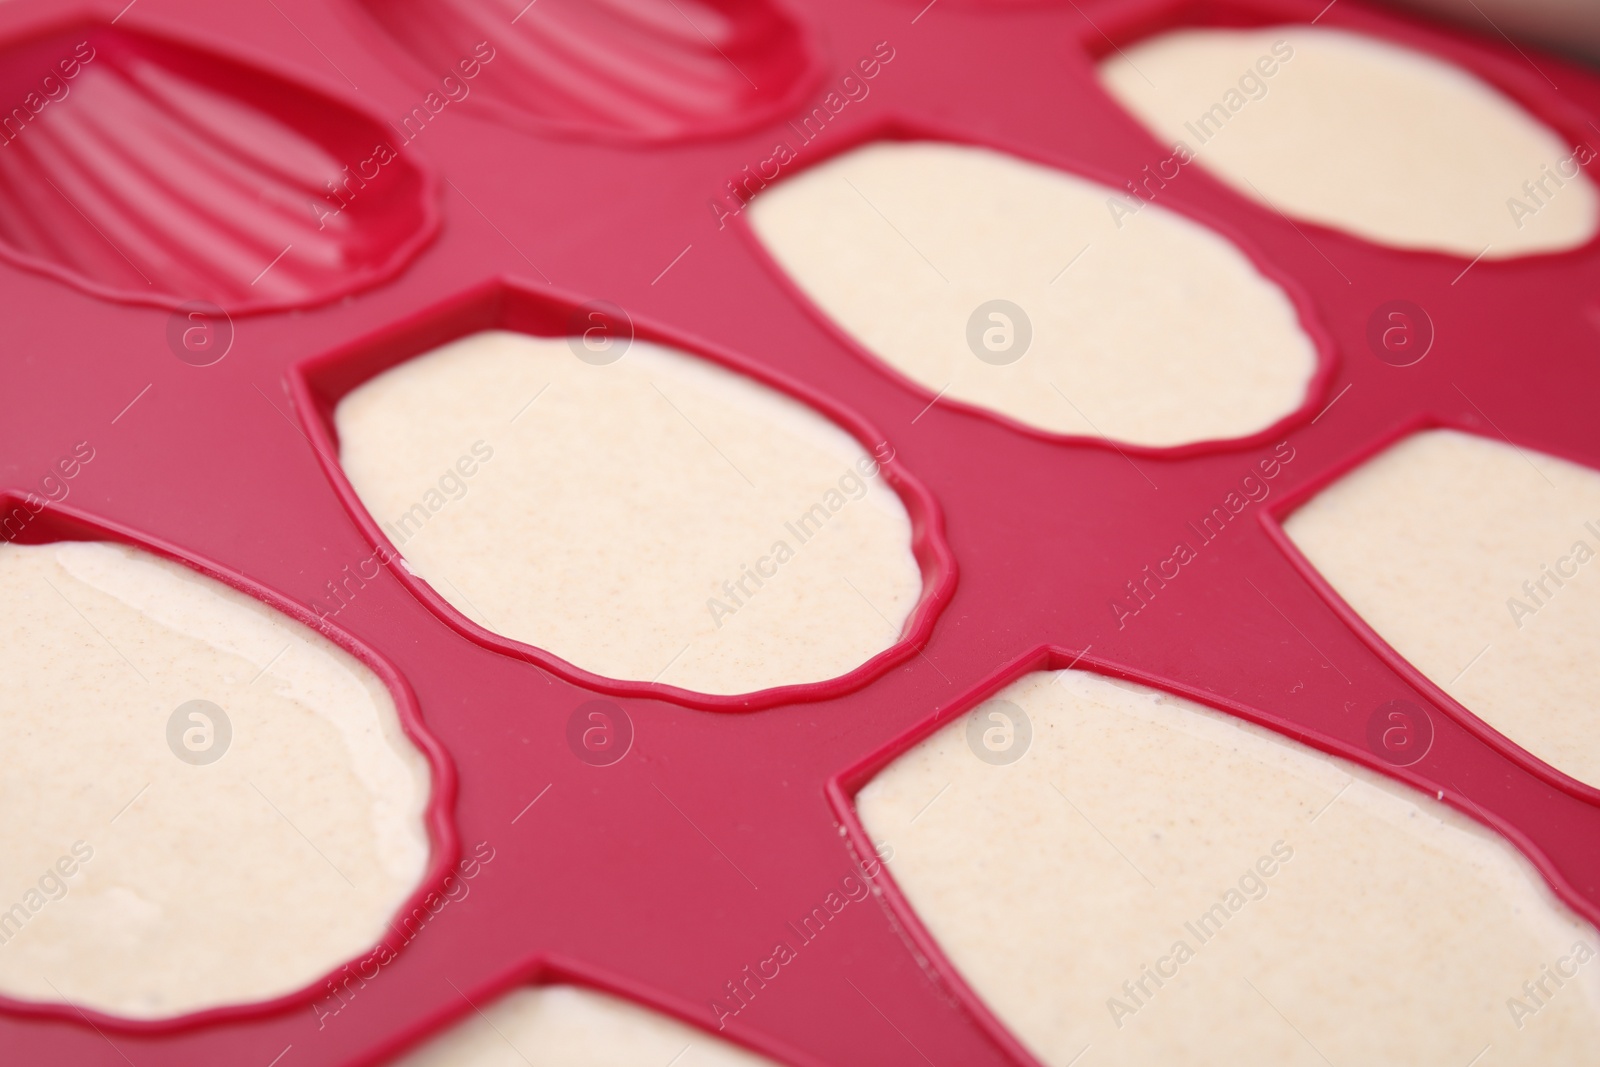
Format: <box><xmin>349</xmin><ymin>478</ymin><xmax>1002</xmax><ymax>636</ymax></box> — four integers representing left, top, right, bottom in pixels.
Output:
<box><xmin>0</xmin><ymin>23</ymin><xmax>435</xmax><ymax>310</ymax></box>
<box><xmin>333</xmin><ymin>330</ymin><xmax>922</xmax><ymax>696</ymax></box>
<box><xmin>0</xmin><ymin>540</ymin><xmax>431</xmax><ymax>1019</ymax></box>
<box><xmin>748</xmin><ymin>141</ymin><xmax>1318</xmax><ymax>448</ymax></box>
<box><xmin>1285</xmin><ymin>430</ymin><xmax>1600</xmax><ymax>789</ymax></box>
<box><xmin>9</xmin><ymin>0</ymin><xmax>1600</xmax><ymax>1064</ymax></box>
<box><xmin>1101</xmin><ymin>26</ymin><xmax>1599</xmax><ymax>258</ymax></box>
<box><xmin>394</xmin><ymin>984</ymin><xmax>782</xmax><ymax>1066</ymax></box>
<box><xmin>857</xmin><ymin>670</ymin><xmax>1600</xmax><ymax>1067</ymax></box>
<box><xmin>356</xmin><ymin>0</ymin><xmax>817</xmax><ymax>142</ymax></box>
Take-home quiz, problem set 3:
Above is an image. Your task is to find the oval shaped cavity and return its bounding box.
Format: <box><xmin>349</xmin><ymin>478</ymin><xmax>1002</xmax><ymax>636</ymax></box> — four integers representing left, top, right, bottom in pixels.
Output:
<box><xmin>858</xmin><ymin>670</ymin><xmax>1600</xmax><ymax>1066</ymax></box>
<box><xmin>333</xmin><ymin>330</ymin><xmax>922</xmax><ymax>696</ymax></box>
<box><xmin>748</xmin><ymin>141</ymin><xmax>1318</xmax><ymax>449</ymax></box>
<box><xmin>0</xmin><ymin>540</ymin><xmax>431</xmax><ymax>1018</ymax></box>
<box><xmin>0</xmin><ymin>24</ymin><xmax>435</xmax><ymax>311</ymax></box>
<box><xmin>1101</xmin><ymin>27</ymin><xmax>1599</xmax><ymax>258</ymax></box>
<box><xmin>1285</xmin><ymin>429</ymin><xmax>1600</xmax><ymax>788</ymax></box>
<box><xmin>395</xmin><ymin>984</ymin><xmax>781</xmax><ymax>1065</ymax></box>
<box><xmin>356</xmin><ymin>0</ymin><xmax>817</xmax><ymax>142</ymax></box>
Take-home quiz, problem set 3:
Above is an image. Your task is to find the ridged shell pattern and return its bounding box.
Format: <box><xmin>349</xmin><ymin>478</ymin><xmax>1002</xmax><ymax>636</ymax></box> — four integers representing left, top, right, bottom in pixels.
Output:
<box><xmin>0</xmin><ymin>25</ymin><xmax>434</xmax><ymax>310</ymax></box>
<box><xmin>359</xmin><ymin>0</ymin><xmax>816</xmax><ymax>141</ymax></box>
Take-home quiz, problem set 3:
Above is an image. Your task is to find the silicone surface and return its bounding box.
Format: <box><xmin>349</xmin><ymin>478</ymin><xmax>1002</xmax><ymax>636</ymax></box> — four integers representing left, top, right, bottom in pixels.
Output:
<box><xmin>2</xmin><ymin>0</ymin><xmax>1599</xmax><ymax>1064</ymax></box>
<box><xmin>0</xmin><ymin>21</ymin><xmax>437</xmax><ymax>311</ymax></box>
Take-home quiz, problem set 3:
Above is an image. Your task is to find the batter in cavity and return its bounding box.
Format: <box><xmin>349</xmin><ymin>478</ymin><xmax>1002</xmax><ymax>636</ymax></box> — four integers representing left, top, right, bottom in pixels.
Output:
<box><xmin>393</xmin><ymin>984</ymin><xmax>782</xmax><ymax>1067</ymax></box>
<box><xmin>1286</xmin><ymin>429</ymin><xmax>1600</xmax><ymax>787</ymax></box>
<box><xmin>748</xmin><ymin>140</ymin><xmax>1318</xmax><ymax>448</ymax></box>
<box><xmin>335</xmin><ymin>330</ymin><xmax>921</xmax><ymax>696</ymax></box>
<box><xmin>858</xmin><ymin>670</ymin><xmax>1600</xmax><ymax>1066</ymax></box>
<box><xmin>1101</xmin><ymin>26</ymin><xmax>1598</xmax><ymax>257</ymax></box>
<box><xmin>0</xmin><ymin>541</ymin><xmax>431</xmax><ymax>1018</ymax></box>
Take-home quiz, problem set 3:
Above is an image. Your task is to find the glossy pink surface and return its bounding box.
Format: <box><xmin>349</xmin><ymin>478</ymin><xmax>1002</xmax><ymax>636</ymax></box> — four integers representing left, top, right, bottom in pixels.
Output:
<box><xmin>0</xmin><ymin>0</ymin><xmax>1597</xmax><ymax>1064</ymax></box>
<box><xmin>0</xmin><ymin>18</ymin><xmax>436</xmax><ymax>311</ymax></box>
<box><xmin>355</xmin><ymin>0</ymin><xmax>822</xmax><ymax>142</ymax></box>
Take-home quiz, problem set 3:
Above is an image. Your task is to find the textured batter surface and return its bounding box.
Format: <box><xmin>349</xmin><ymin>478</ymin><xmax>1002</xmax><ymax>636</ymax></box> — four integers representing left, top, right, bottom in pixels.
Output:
<box><xmin>336</xmin><ymin>330</ymin><xmax>921</xmax><ymax>695</ymax></box>
<box><xmin>0</xmin><ymin>541</ymin><xmax>430</xmax><ymax>1018</ymax></box>
<box><xmin>858</xmin><ymin>670</ymin><xmax>1600</xmax><ymax>1066</ymax></box>
<box><xmin>1102</xmin><ymin>27</ymin><xmax>1597</xmax><ymax>258</ymax></box>
<box><xmin>393</xmin><ymin>984</ymin><xmax>781</xmax><ymax>1067</ymax></box>
<box><xmin>748</xmin><ymin>140</ymin><xmax>1317</xmax><ymax>448</ymax></box>
<box><xmin>1285</xmin><ymin>429</ymin><xmax>1600</xmax><ymax>787</ymax></box>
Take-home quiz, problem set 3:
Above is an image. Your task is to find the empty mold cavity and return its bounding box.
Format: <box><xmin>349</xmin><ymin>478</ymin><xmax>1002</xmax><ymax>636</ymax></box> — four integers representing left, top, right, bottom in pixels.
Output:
<box><xmin>0</xmin><ymin>540</ymin><xmax>430</xmax><ymax>1018</ymax></box>
<box><xmin>748</xmin><ymin>141</ymin><xmax>1317</xmax><ymax>448</ymax></box>
<box><xmin>1100</xmin><ymin>26</ymin><xmax>1598</xmax><ymax>258</ymax></box>
<box><xmin>857</xmin><ymin>670</ymin><xmax>1600</xmax><ymax>1066</ymax></box>
<box><xmin>1284</xmin><ymin>429</ymin><xmax>1600</xmax><ymax>787</ymax></box>
<box><xmin>356</xmin><ymin>0</ymin><xmax>816</xmax><ymax>142</ymax></box>
<box><xmin>393</xmin><ymin>984</ymin><xmax>778</xmax><ymax>1066</ymax></box>
<box><xmin>0</xmin><ymin>24</ymin><xmax>435</xmax><ymax>310</ymax></box>
<box><xmin>333</xmin><ymin>330</ymin><xmax>921</xmax><ymax>696</ymax></box>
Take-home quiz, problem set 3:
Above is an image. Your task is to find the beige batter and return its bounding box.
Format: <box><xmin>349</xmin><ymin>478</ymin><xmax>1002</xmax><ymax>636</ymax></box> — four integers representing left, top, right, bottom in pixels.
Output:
<box><xmin>857</xmin><ymin>670</ymin><xmax>1600</xmax><ymax>1066</ymax></box>
<box><xmin>1101</xmin><ymin>27</ymin><xmax>1598</xmax><ymax>258</ymax></box>
<box><xmin>394</xmin><ymin>984</ymin><xmax>779</xmax><ymax>1067</ymax></box>
<box><xmin>335</xmin><ymin>330</ymin><xmax>920</xmax><ymax>695</ymax></box>
<box><xmin>0</xmin><ymin>541</ymin><xmax>430</xmax><ymax>1018</ymax></box>
<box><xmin>747</xmin><ymin>141</ymin><xmax>1317</xmax><ymax>448</ymax></box>
<box><xmin>1285</xmin><ymin>429</ymin><xmax>1600</xmax><ymax>787</ymax></box>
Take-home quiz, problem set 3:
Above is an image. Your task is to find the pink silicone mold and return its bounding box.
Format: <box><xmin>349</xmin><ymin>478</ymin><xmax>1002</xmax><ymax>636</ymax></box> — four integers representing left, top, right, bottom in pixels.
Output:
<box><xmin>4</xmin><ymin>0</ymin><xmax>1600</xmax><ymax>1063</ymax></box>
<box><xmin>0</xmin><ymin>495</ymin><xmax>462</xmax><ymax>1035</ymax></box>
<box><xmin>354</xmin><ymin>0</ymin><xmax>823</xmax><ymax>143</ymax></box>
<box><xmin>0</xmin><ymin>17</ymin><xmax>438</xmax><ymax>313</ymax></box>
